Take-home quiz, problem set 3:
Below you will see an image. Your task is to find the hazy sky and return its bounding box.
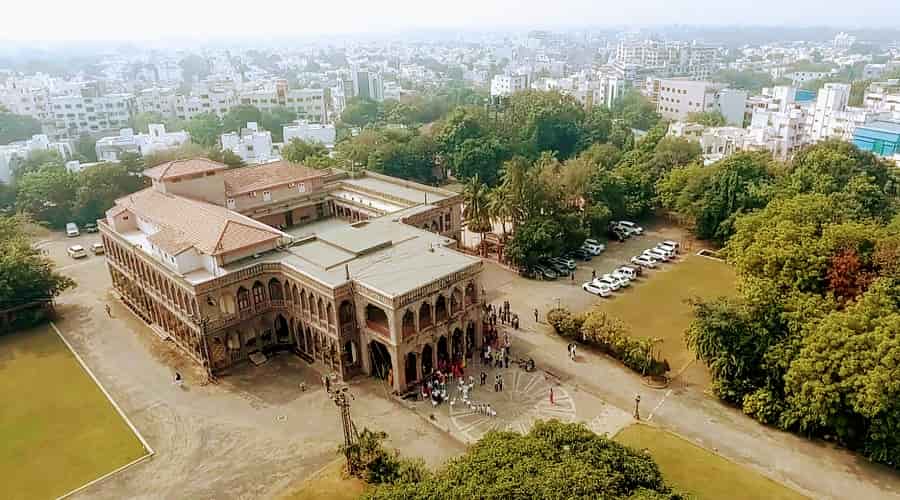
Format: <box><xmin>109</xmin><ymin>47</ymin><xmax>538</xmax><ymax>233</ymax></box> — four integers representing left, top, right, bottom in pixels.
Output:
<box><xmin>3</xmin><ymin>0</ymin><xmax>898</xmax><ymax>41</ymax></box>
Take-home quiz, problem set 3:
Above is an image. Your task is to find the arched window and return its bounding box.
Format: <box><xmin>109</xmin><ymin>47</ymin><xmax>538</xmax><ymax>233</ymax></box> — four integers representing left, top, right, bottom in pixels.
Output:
<box><xmin>402</xmin><ymin>310</ymin><xmax>416</xmax><ymax>338</ymax></box>
<box><xmin>237</xmin><ymin>287</ymin><xmax>250</xmax><ymax>311</ymax></box>
<box><xmin>252</xmin><ymin>281</ymin><xmax>266</xmax><ymax>305</ymax></box>
<box><xmin>268</xmin><ymin>278</ymin><xmax>283</xmax><ymax>300</ymax></box>
<box><xmin>419</xmin><ymin>302</ymin><xmax>433</xmax><ymax>329</ymax></box>
<box><xmin>435</xmin><ymin>295</ymin><xmax>448</xmax><ymax>322</ymax></box>
<box><xmin>326</xmin><ymin>303</ymin><xmax>334</xmax><ymax>325</ymax></box>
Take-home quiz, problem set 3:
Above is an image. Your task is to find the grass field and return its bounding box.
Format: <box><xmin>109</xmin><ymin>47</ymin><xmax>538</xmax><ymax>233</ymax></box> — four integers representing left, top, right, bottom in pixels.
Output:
<box><xmin>282</xmin><ymin>459</ymin><xmax>368</xmax><ymax>500</ymax></box>
<box><xmin>598</xmin><ymin>254</ymin><xmax>736</xmax><ymax>374</ymax></box>
<box><xmin>0</xmin><ymin>326</ymin><xmax>147</xmax><ymax>500</ymax></box>
<box><xmin>616</xmin><ymin>424</ymin><xmax>806</xmax><ymax>500</ymax></box>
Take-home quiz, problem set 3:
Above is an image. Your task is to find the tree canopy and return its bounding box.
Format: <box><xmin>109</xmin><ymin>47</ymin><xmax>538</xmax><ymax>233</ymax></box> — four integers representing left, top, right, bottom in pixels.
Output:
<box><xmin>0</xmin><ymin>111</ymin><xmax>42</xmax><ymax>144</ymax></box>
<box><xmin>0</xmin><ymin>215</ymin><xmax>74</xmax><ymax>314</ymax></box>
<box><xmin>365</xmin><ymin>420</ymin><xmax>681</xmax><ymax>500</ymax></box>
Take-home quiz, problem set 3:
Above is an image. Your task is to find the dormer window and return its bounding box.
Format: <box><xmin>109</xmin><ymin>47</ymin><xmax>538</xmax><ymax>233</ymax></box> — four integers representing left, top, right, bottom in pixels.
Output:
<box><xmin>263</xmin><ymin>191</ymin><xmax>271</xmax><ymax>201</ymax></box>
<box><xmin>298</xmin><ymin>183</ymin><xmax>306</xmax><ymax>193</ymax></box>
<box><xmin>250</xmin><ymin>191</ymin><xmax>257</xmax><ymax>197</ymax></box>
<box><xmin>226</xmin><ymin>198</ymin><xmax>235</xmax><ymax>208</ymax></box>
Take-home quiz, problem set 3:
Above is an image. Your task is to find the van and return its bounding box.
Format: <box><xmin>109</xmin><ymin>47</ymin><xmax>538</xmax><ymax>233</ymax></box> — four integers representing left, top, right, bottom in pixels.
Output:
<box><xmin>661</xmin><ymin>240</ymin><xmax>680</xmax><ymax>252</ymax></box>
<box><xmin>66</xmin><ymin>222</ymin><xmax>80</xmax><ymax>237</ymax></box>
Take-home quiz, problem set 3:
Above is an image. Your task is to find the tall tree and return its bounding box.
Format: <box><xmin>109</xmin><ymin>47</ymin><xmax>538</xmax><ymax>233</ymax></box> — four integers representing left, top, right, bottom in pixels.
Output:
<box><xmin>0</xmin><ymin>215</ymin><xmax>75</xmax><ymax>313</ymax></box>
<box><xmin>0</xmin><ymin>111</ymin><xmax>42</xmax><ymax>144</ymax></box>
<box><xmin>184</xmin><ymin>113</ymin><xmax>223</xmax><ymax>148</ymax></box>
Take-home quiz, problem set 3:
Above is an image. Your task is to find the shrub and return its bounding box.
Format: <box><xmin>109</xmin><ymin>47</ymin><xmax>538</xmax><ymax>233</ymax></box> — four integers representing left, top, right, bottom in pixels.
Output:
<box><xmin>547</xmin><ymin>307</ymin><xmax>584</xmax><ymax>338</ymax></box>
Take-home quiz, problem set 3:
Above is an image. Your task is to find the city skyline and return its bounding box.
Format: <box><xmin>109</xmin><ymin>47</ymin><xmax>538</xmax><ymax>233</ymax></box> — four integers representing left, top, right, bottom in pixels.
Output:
<box><xmin>3</xmin><ymin>0</ymin><xmax>900</xmax><ymax>42</ymax></box>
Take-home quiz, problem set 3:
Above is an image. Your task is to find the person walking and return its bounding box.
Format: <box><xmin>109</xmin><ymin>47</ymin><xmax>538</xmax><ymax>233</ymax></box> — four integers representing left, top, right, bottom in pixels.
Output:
<box><xmin>591</xmin><ymin>269</ymin><xmax>596</xmax><ymax>280</ymax></box>
<box><xmin>534</xmin><ymin>308</ymin><xmax>539</xmax><ymax>323</ymax></box>
<box><xmin>174</xmin><ymin>372</ymin><xmax>183</xmax><ymax>386</ymax></box>
<box><xmin>494</xmin><ymin>374</ymin><xmax>500</xmax><ymax>392</ymax></box>
<box><xmin>571</xmin><ymin>343</ymin><xmax>577</xmax><ymax>361</ymax></box>
<box><xmin>105</xmin><ymin>304</ymin><xmax>112</xmax><ymax>317</ymax></box>
<box><xmin>549</xmin><ymin>387</ymin><xmax>555</xmax><ymax>405</ymax></box>
<box><xmin>498</xmin><ymin>373</ymin><xmax>504</xmax><ymax>392</ymax></box>
<box><xmin>480</xmin><ymin>371</ymin><xmax>487</xmax><ymax>386</ymax></box>
<box><xmin>503</xmin><ymin>349</ymin><xmax>509</xmax><ymax>369</ymax></box>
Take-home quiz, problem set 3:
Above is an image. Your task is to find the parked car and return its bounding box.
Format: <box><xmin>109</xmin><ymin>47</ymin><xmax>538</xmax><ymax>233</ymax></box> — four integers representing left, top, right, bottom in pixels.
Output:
<box><xmin>662</xmin><ymin>240</ymin><xmax>681</xmax><ymax>252</ymax></box>
<box><xmin>644</xmin><ymin>248</ymin><xmax>670</xmax><ymax>262</ymax></box>
<box><xmin>582</xmin><ymin>242</ymin><xmax>605</xmax><ymax>255</ymax></box>
<box><xmin>67</xmin><ymin>245</ymin><xmax>87</xmax><ymax>259</ymax></box>
<box><xmin>541</xmin><ymin>258</ymin><xmax>570</xmax><ymax>276</ymax></box>
<box><xmin>612</xmin><ymin>267</ymin><xmax>637</xmax><ymax>281</ymax></box>
<box><xmin>631</xmin><ymin>255</ymin><xmax>657</xmax><ymax>268</ymax></box>
<box><xmin>567</xmin><ymin>249</ymin><xmax>592</xmax><ymax>261</ymax></box>
<box><xmin>603</xmin><ymin>273</ymin><xmax>630</xmax><ymax>288</ymax></box>
<box><xmin>594</xmin><ymin>275</ymin><xmax>621</xmax><ymax>291</ymax></box>
<box><xmin>618</xmin><ymin>264</ymin><xmax>642</xmax><ymax>278</ymax></box>
<box><xmin>65</xmin><ymin>222</ymin><xmax>80</xmax><ymax>237</ymax></box>
<box><xmin>534</xmin><ymin>265</ymin><xmax>558</xmax><ymax>280</ymax></box>
<box><xmin>582</xmin><ymin>281</ymin><xmax>613</xmax><ymax>297</ymax></box>
<box><xmin>84</xmin><ymin>223</ymin><xmax>99</xmax><ymax>233</ymax></box>
<box><xmin>616</xmin><ymin>220</ymin><xmax>644</xmax><ymax>235</ymax></box>
<box><xmin>607</xmin><ymin>226</ymin><xmax>628</xmax><ymax>241</ymax></box>
<box><xmin>519</xmin><ymin>267</ymin><xmax>537</xmax><ymax>279</ymax></box>
<box><xmin>654</xmin><ymin>244</ymin><xmax>677</xmax><ymax>259</ymax></box>
<box><xmin>91</xmin><ymin>242</ymin><xmax>105</xmax><ymax>255</ymax></box>
<box><xmin>550</xmin><ymin>257</ymin><xmax>577</xmax><ymax>270</ymax></box>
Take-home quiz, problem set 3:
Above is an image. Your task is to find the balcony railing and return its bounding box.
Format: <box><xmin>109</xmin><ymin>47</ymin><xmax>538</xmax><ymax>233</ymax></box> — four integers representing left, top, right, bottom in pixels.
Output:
<box><xmin>366</xmin><ymin>320</ymin><xmax>390</xmax><ymax>337</ymax></box>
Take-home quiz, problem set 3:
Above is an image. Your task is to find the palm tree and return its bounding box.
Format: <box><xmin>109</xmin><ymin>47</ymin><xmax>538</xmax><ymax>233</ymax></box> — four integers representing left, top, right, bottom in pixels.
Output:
<box><xmin>462</xmin><ymin>175</ymin><xmax>491</xmax><ymax>254</ymax></box>
<box><xmin>498</xmin><ymin>157</ymin><xmax>530</xmax><ymax>227</ymax></box>
<box><xmin>487</xmin><ymin>185</ymin><xmax>515</xmax><ymax>241</ymax></box>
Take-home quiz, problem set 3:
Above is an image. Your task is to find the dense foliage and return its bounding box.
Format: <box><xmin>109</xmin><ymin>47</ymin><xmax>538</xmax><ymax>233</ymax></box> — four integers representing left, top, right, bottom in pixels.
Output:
<box><xmin>681</xmin><ymin>140</ymin><xmax>900</xmax><ymax>468</ymax></box>
<box><xmin>0</xmin><ymin>215</ymin><xmax>75</xmax><ymax>322</ymax></box>
<box><xmin>0</xmin><ymin>111</ymin><xmax>42</xmax><ymax>144</ymax></box>
<box><xmin>364</xmin><ymin>420</ymin><xmax>681</xmax><ymax>500</ymax></box>
<box><xmin>547</xmin><ymin>307</ymin><xmax>667</xmax><ymax>376</ymax></box>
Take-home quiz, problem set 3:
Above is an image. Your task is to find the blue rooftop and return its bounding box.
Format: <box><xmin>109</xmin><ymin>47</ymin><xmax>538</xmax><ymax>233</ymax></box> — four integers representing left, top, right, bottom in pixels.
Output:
<box><xmin>858</xmin><ymin>120</ymin><xmax>900</xmax><ymax>135</ymax></box>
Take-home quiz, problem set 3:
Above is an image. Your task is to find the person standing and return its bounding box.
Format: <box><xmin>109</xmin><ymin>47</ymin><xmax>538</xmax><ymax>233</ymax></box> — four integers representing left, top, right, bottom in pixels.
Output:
<box><xmin>534</xmin><ymin>308</ymin><xmax>539</xmax><ymax>323</ymax></box>
<box><xmin>105</xmin><ymin>304</ymin><xmax>112</xmax><ymax>317</ymax></box>
<box><xmin>571</xmin><ymin>343</ymin><xmax>577</xmax><ymax>361</ymax></box>
<box><xmin>591</xmin><ymin>269</ymin><xmax>596</xmax><ymax>280</ymax></box>
<box><xmin>549</xmin><ymin>387</ymin><xmax>555</xmax><ymax>405</ymax></box>
<box><xmin>480</xmin><ymin>371</ymin><xmax>487</xmax><ymax>386</ymax></box>
<box><xmin>498</xmin><ymin>373</ymin><xmax>504</xmax><ymax>392</ymax></box>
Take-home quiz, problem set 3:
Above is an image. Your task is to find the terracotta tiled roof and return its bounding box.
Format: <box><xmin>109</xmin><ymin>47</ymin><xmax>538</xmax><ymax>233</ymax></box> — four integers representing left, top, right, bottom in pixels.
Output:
<box><xmin>109</xmin><ymin>188</ymin><xmax>283</xmax><ymax>255</ymax></box>
<box><xmin>223</xmin><ymin>161</ymin><xmax>326</xmax><ymax>196</ymax></box>
<box><xmin>143</xmin><ymin>158</ymin><xmax>228</xmax><ymax>181</ymax></box>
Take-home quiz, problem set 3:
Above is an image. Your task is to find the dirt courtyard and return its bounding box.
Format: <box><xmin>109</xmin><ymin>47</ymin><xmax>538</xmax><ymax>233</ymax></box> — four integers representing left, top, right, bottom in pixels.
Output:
<box><xmin>35</xmin><ymin>232</ymin><xmax>465</xmax><ymax>500</ymax></box>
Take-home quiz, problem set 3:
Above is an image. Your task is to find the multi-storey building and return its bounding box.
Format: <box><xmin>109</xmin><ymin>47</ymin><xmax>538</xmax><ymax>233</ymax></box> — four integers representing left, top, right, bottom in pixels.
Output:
<box><xmin>350</xmin><ymin>67</ymin><xmax>385</xmax><ymax>102</ymax></box>
<box><xmin>0</xmin><ymin>134</ymin><xmax>72</xmax><ymax>183</ymax></box>
<box><xmin>95</xmin><ymin>124</ymin><xmax>190</xmax><ymax>162</ymax></box>
<box><xmin>99</xmin><ymin>159</ymin><xmax>480</xmax><ymax>393</ymax></box>
<box><xmin>650</xmin><ymin>78</ymin><xmax>720</xmax><ymax>122</ymax></box>
<box><xmin>864</xmin><ymin>79</ymin><xmax>900</xmax><ymax>113</ymax></box>
<box><xmin>136</xmin><ymin>87</ymin><xmax>179</xmax><ymax>117</ymax></box>
<box><xmin>221</xmin><ymin>122</ymin><xmax>276</xmax><ymax>164</ymax></box>
<box><xmin>283</xmin><ymin>121</ymin><xmax>336</xmax><ymax>148</ymax></box>
<box><xmin>239</xmin><ymin>80</ymin><xmax>326</xmax><ymax>123</ymax></box>
<box><xmin>490</xmin><ymin>74</ymin><xmax>530</xmax><ymax>99</ymax></box>
<box><xmin>47</xmin><ymin>92</ymin><xmax>135</xmax><ymax>140</ymax></box>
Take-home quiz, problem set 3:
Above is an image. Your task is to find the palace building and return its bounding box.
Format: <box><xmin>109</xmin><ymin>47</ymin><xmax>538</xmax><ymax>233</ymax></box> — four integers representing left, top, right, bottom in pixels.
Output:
<box><xmin>99</xmin><ymin>158</ymin><xmax>483</xmax><ymax>393</ymax></box>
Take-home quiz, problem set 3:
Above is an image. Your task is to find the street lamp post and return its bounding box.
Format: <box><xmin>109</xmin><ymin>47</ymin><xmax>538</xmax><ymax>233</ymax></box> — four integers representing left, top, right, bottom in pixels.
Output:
<box><xmin>634</xmin><ymin>394</ymin><xmax>641</xmax><ymax>420</ymax></box>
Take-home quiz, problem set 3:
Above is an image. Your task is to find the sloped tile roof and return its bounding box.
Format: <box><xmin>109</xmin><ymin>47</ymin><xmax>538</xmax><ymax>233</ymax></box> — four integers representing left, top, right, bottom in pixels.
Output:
<box><xmin>223</xmin><ymin>161</ymin><xmax>327</xmax><ymax>196</ymax></box>
<box><xmin>110</xmin><ymin>188</ymin><xmax>283</xmax><ymax>255</ymax></box>
<box><xmin>143</xmin><ymin>158</ymin><xmax>228</xmax><ymax>181</ymax></box>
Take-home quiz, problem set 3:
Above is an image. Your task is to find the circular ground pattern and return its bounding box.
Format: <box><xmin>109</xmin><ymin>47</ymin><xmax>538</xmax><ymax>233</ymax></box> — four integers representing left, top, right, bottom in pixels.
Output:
<box><xmin>448</xmin><ymin>370</ymin><xmax>577</xmax><ymax>443</ymax></box>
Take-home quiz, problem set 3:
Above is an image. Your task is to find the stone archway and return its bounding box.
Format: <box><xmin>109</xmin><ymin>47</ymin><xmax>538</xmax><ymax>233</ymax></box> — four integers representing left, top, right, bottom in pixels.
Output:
<box><xmin>369</xmin><ymin>340</ymin><xmax>392</xmax><ymax>380</ymax></box>
<box><xmin>275</xmin><ymin>314</ymin><xmax>290</xmax><ymax>343</ymax></box>
<box><xmin>405</xmin><ymin>352</ymin><xmax>418</xmax><ymax>386</ymax></box>
<box><xmin>422</xmin><ymin>344</ymin><xmax>433</xmax><ymax>376</ymax></box>
<box><xmin>437</xmin><ymin>335</ymin><xmax>449</xmax><ymax>364</ymax></box>
<box><xmin>452</xmin><ymin>327</ymin><xmax>463</xmax><ymax>361</ymax></box>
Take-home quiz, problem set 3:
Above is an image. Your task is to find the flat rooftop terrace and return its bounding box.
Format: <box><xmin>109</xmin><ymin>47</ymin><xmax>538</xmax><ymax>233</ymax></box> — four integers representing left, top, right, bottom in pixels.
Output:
<box><xmin>340</xmin><ymin>176</ymin><xmax>450</xmax><ymax>204</ymax></box>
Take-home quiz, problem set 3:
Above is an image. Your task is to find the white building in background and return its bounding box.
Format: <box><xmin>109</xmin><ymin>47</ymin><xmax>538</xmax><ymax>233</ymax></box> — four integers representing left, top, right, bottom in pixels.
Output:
<box><xmin>283</xmin><ymin>121</ymin><xmax>336</xmax><ymax>149</ymax></box>
<box><xmin>809</xmin><ymin>83</ymin><xmax>869</xmax><ymax>142</ymax></box>
<box><xmin>175</xmin><ymin>84</ymin><xmax>238</xmax><ymax>120</ymax></box>
<box><xmin>748</xmin><ymin>107</ymin><xmax>810</xmax><ymax>159</ymax></box>
<box><xmin>221</xmin><ymin>122</ymin><xmax>275</xmax><ymax>164</ymax></box>
<box><xmin>350</xmin><ymin>67</ymin><xmax>385</xmax><ymax>102</ymax></box>
<box><xmin>668</xmin><ymin>122</ymin><xmax>748</xmax><ymax>164</ymax></box>
<box><xmin>136</xmin><ymin>87</ymin><xmax>179</xmax><ymax>117</ymax></box>
<box><xmin>383</xmin><ymin>81</ymin><xmax>402</xmax><ymax>101</ymax></box>
<box><xmin>95</xmin><ymin>124</ymin><xmax>190</xmax><ymax>162</ymax></box>
<box><xmin>0</xmin><ymin>134</ymin><xmax>72</xmax><ymax>183</ymax></box>
<box><xmin>786</xmin><ymin>71</ymin><xmax>832</xmax><ymax>86</ymax></box>
<box><xmin>239</xmin><ymin>80</ymin><xmax>326</xmax><ymax>123</ymax></box>
<box><xmin>715</xmin><ymin>89</ymin><xmax>750</xmax><ymax>126</ymax></box>
<box><xmin>331</xmin><ymin>86</ymin><xmax>346</xmax><ymax>119</ymax></box>
<box><xmin>864</xmin><ymin>79</ymin><xmax>900</xmax><ymax>113</ymax></box>
<box><xmin>647</xmin><ymin>78</ymin><xmax>748</xmax><ymax>125</ymax></box>
<box><xmin>834</xmin><ymin>32</ymin><xmax>857</xmax><ymax>50</ymax></box>
<box><xmin>491</xmin><ymin>74</ymin><xmax>530</xmax><ymax>99</ymax></box>
<box><xmin>47</xmin><ymin>92</ymin><xmax>135</xmax><ymax>140</ymax></box>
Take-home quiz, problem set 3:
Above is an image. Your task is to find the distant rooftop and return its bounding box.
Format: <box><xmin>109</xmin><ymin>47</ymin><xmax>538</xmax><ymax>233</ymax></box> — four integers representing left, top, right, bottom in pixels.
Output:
<box><xmin>143</xmin><ymin>158</ymin><xmax>228</xmax><ymax>181</ymax></box>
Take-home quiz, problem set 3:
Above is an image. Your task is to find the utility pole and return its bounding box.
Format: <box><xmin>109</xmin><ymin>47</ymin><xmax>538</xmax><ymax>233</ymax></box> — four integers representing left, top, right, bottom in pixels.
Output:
<box><xmin>328</xmin><ymin>383</ymin><xmax>358</xmax><ymax>474</ymax></box>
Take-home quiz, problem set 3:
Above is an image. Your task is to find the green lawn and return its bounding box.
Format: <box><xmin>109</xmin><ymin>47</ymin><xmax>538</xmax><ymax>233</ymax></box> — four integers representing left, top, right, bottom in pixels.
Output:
<box><xmin>598</xmin><ymin>254</ymin><xmax>736</xmax><ymax>373</ymax></box>
<box><xmin>615</xmin><ymin>424</ymin><xmax>807</xmax><ymax>500</ymax></box>
<box><xmin>282</xmin><ymin>459</ymin><xmax>369</xmax><ymax>500</ymax></box>
<box><xmin>0</xmin><ymin>326</ymin><xmax>147</xmax><ymax>500</ymax></box>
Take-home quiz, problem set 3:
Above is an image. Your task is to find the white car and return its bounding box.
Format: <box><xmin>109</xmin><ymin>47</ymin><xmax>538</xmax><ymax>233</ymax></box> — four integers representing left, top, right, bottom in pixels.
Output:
<box><xmin>603</xmin><ymin>273</ymin><xmax>630</xmax><ymax>288</ymax></box>
<box><xmin>644</xmin><ymin>248</ymin><xmax>670</xmax><ymax>262</ymax></box>
<box><xmin>617</xmin><ymin>220</ymin><xmax>644</xmax><ymax>236</ymax></box>
<box><xmin>66</xmin><ymin>222</ymin><xmax>80</xmax><ymax>237</ymax></box>
<box><xmin>662</xmin><ymin>240</ymin><xmax>680</xmax><ymax>252</ymax></box>
<box><xmin>91</xmin><ymin>242</ymin><xmax>106</xmax><ymax>255</ymax></box>
<box><xmin>594</xmin><ymin>275</ymin><xmax>622</xmax><ymax>291</ymax></box>
<box><xmin>67</xmin><ymin>245</ymin><xmax>87</xmax><ymax>259</ymax></box>
<box><xmin>654</xmin><ymin>244</ymin><xmax>677</xmax><ymax>259</ymax></box>
<box><xmin>582</xmin><ymin>242</ymin><xmax>605</xmax><ymax>255</ymax></box>
<box><xmin>582</xmin><ymin>281</ymin><xmax>612</xmax><ymax>297</ymax></box>
<box><xmin>631</xmin><ymin>255</ymin><xmax>657</xmax><ymax>268</ymax></box>
<box><xmin>612</xmin><ymin>268</ymin><xmax>636</xmax><ymax>282</ymax></box>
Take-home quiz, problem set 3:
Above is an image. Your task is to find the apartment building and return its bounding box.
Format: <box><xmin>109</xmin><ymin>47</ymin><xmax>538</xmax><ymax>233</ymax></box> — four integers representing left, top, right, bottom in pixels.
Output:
<box><xmin>95</xmin><ymin>124</ymin><xmax>190</xmax><ymax>162</ymax></box>
<box><xmin>99</xmin><ymin>159</ymin><xmax>480</xmax><ymax>393</ymax></box>
<box><xmin>651</xmin><ymin>78</ymin><xmax>720</xmax><ymax>121</ymax></box>
<box><xmin>136</xmin><ymin>87</ymin><xmax>179</xmax><ymax>117</ymax></box>
<box><xmin>239</xmin><ymin>79</ymin><xmax>326</xmax><ymax>123</ymax></box>
<box><xmin>0</xmin><ymin>134</ymin><xmax>72</xmax><ymax>183</ymax></box>
<box><xmin>864</xmin><ymin>80</ymin><xmax>900</xmax><ymax>113</ymax></box>
<box><xmin>283</xmin><ymin>121</ymin><xmax>336</xmax><ymax>148</ymax></box>
<box><xmin>221</xmin><ymin>122</ymin><xmax>276</xmax><ymax>164</ymax></box>
<box><xmin>810</xmin><ymin>83</ymin><xmax>869</xmax><ymax>142</ymax></box>
<box><xmin>490</xmin><ymin>74</ymin><xmax>530</xmax><ymax>99</ymax></box>
<box><xmin>48</xmin><ymin>93</ymin><xmax>135</xmax><ymax>141</ymax></box>
<box><xmin>350</xmin><ymin>67</ymin><xmax>385</xmax><ymax>102</ymax></box>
